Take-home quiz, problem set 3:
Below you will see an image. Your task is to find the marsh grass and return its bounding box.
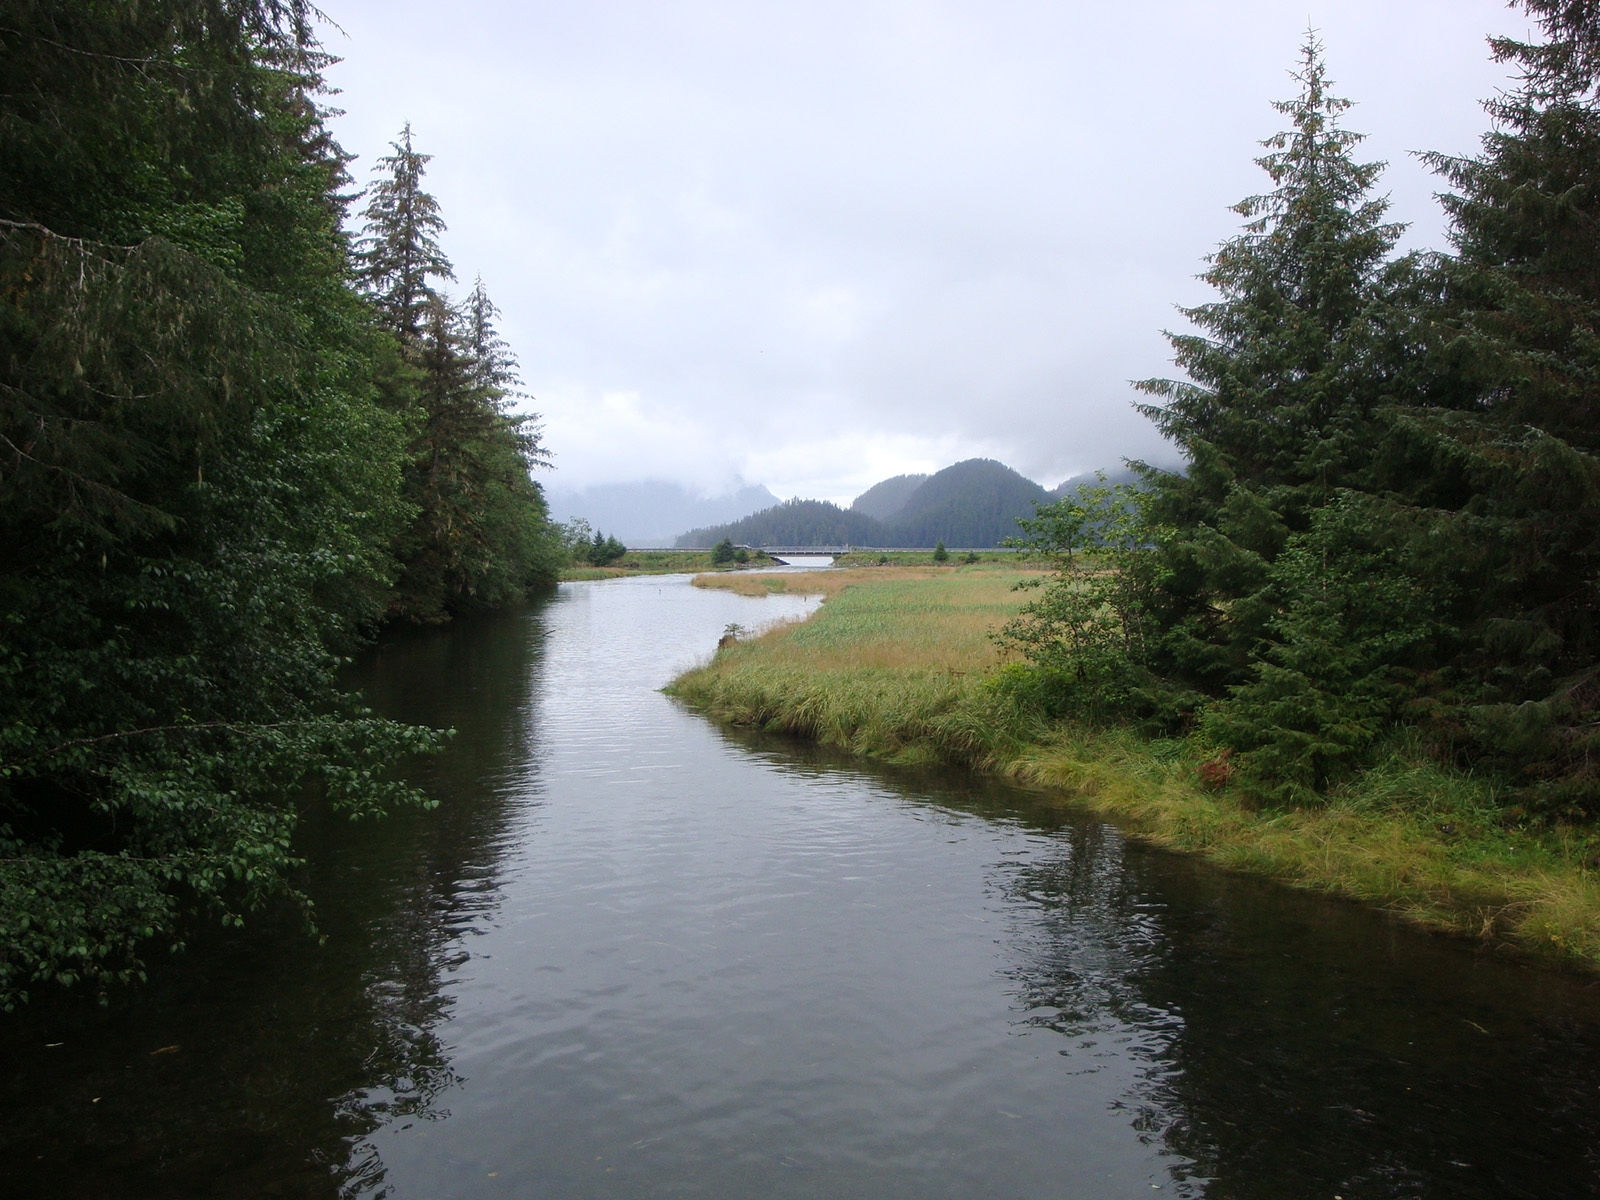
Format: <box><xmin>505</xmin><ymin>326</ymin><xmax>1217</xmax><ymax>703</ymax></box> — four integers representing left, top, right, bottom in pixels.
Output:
<box><xmin>691</xmin><ymin>563</ymin><xmax>1037</xmax><ymax>602</ymax></box>
<box><xmin>561</xmin><ymin>549</ymin><xmax>781</xmax><ymax>581</ymax></box>
<box><xmin>831</xmin><ymin>550</ymin><xmax>1022</xmax><ymax>567</ymax></box>
<box><xmin>670</xmin><ymin>570</ymin><xmax>1600</xmax><ymax>970</ymax></box>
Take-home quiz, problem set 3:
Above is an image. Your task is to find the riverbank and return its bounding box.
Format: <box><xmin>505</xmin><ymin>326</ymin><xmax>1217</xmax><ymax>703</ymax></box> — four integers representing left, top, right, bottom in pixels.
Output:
<box><xmin>562</xmin><ymin>548</ymin><xmax>1020</xmax><ymax>580</ymax></box>
<box><xmin>670</xmin><ymin>567</ymin><xmax>1600</xmax><ymax>971</ymax></box>
<box><xmin>560</xmin><ymin>549</ymin><xmax>780</xmax><ymax>581</ymax></box>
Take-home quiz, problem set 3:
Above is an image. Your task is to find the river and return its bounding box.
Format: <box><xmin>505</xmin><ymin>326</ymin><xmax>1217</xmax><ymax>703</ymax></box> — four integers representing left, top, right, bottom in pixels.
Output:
<box><xmin>4</xmin><ymin>572</ymin><xmax>1600</xmax><ymax>1199</ymax></box>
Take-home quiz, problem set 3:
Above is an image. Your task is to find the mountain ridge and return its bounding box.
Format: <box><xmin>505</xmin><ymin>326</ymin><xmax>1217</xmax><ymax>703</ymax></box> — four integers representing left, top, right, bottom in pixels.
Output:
<box><xmin>850</xmin><ymin>473</ymin><xmax>929</xmax><ymax>522</ymax></box>
<box><xmin>680</xmin><ymin>457</ymin><xmax>1080</xmax><ymax>548</ymax></box>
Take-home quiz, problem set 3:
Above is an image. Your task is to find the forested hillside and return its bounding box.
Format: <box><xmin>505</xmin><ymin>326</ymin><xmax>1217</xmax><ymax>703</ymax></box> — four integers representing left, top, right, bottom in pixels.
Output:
<box><xmin>882</xmin><ymin>459</ymin><xmax>1049</xmax><ymax>547</ymax></box>
<box><xmin>681</xmin><ymin>458</ymin><xmax>1057</xmax><ymax>547</ymax></box>
<box><xmin>849</xmin><ymin>473</ymin><xmax>929</xmax><ymax>521</ymax></box>
<box><xmin>679</xmin><ymin>499</ymin><xmax>884</xmax><ymax>547</ymax></box>
<box><xmin>0</xmin><ymin>2</ymin><xmax>559</xmax><ymax>1008</ymax></box>
<box><xmin>1048</xmin><ymin>465</ymin><xmax>1142</xmax><ymax>500</ymax></box>
<box><xmin>1006</xmin><ymin>11</ymin><xmax>1600</xmax><ymax>818</ymax></box>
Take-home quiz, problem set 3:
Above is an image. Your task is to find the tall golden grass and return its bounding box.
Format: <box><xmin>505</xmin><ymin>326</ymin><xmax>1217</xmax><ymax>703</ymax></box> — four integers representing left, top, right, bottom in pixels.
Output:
<box><xmin>670</xmin><ymin>570</ymin><xmax>1600</xmax><ymax>971</ymax></box>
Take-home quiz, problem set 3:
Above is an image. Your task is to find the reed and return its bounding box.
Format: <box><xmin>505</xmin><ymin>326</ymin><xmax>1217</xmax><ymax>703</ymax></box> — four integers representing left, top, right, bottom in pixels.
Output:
<box><xmin>670</xmin><ymin>571</ymin><xmax>1600</xmax><ymax>971</ymax></box>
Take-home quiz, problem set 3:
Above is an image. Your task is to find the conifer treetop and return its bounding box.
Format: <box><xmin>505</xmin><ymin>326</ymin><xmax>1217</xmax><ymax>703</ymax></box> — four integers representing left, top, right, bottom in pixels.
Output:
<box><xmin>355</xmin><ymin>121</ymin><xmax>455</xmax><ymax>343</ymax></box>
<box><xmin>1489</xmin><ymin>0</ymin><xmax>1600</xmax><ymax>103</ymax></box>
<box><xmin>459</xmin><ymin>275</ymin><xmax>521</xmax><ymax>400</ymax></box>
<box><xmin>1137</xmin><ymin>31</ymin><xmax>1403</xmax><ymax>467</ymax></box>
<box><xmin>1215</xmin><ymin>32</ymin><xmax>1400</xmax><ymax>318</ymax></box>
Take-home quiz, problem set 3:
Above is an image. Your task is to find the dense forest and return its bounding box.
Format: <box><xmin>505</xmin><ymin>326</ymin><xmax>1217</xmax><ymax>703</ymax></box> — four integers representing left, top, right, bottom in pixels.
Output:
<box><xmin>1006</xmin><ymin>7</ymin><xmax>1600</xmax><ymax>818</ymax></box>
<box><xmin>680</xmin><ymin>458</ymin><xmax>1058</xmax><ymax>547</ymax></box>
<box><xmin>680</xmin><ymin>498</ymin><xmax>886</xmax><ymax>548</ymax></box>
<box><xmin>849</xmin><ymin>473</ymin><xmax>929</xmax><ymax>521</ymax></box>
<box><xmin>0</xmin><ymin>2</ymin><xmax>560</xmax><ymax>1007</ymax></box>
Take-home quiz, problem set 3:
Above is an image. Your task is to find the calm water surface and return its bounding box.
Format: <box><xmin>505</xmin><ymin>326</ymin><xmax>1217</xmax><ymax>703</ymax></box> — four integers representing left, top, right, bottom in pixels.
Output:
<box><xmin>5</xmin><ymin>572</ymin><xmax>1600</xmax><ymax>1199</ymax></box>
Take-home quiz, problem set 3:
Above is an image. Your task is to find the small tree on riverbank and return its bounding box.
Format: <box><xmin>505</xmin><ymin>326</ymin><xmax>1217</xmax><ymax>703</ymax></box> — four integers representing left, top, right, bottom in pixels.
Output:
<box><xmin>999</xmin><ymin>476</ymin><xmax>1163</xmax><ymax>722</ymax></box>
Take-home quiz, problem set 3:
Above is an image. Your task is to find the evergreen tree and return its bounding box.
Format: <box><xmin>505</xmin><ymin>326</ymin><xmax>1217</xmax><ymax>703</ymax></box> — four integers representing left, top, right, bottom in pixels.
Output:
<box><xmin>388</xmin><ymin>293</ymin><xmax>558</xmax><ymax>617</ymax></box>
<box><xmin>455</xmin><ymin>275</ymin><xmax>552</xmax><ymax>479</ymax></box>
<box><xmin>1010</xmin><ymin>36</ymin><xmax>1431</xmax><ymax>798</ymax></box>
<box><xmin>355</xmin><ymin>136</ymin><xmax>558</xmax><ymax>619</ymax></box>
<box><xmin>460</xmin><ymin>276</ymin><xmax>520</xmax><ymax>398</ymax></box>
<box><xmin>354</xmin><ymin>123</ymin><xmax>454</xmax><ymax>343</ymax></box>
<box><xmin>1135</xmin><ymin>34</ymin><xmax>1408</xmax><ymax>696</ymax></box>
<box><xmin>0</xmin><ymin>3</ymin><xmax>438</xmax><ymax>1007</ymax></box>
<box><xmin>1405</xmin><ymin>0</ymin><xmax>1600</xmax><ymax>814</ymax></box>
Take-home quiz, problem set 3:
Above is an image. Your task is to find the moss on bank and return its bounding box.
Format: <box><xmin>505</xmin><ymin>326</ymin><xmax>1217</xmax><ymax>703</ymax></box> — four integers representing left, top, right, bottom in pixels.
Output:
<box><xmin>671</xmin><ymin>569</ymin><xmax>1600</xmax><ymax>971</ymax></box>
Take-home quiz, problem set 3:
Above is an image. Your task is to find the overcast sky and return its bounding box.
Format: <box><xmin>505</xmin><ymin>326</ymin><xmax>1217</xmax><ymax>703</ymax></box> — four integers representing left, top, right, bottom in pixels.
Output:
<box><xmin>318</xmin><ymin>0</ymin><xmax>1525</xmax><ymax>504</ymax></box>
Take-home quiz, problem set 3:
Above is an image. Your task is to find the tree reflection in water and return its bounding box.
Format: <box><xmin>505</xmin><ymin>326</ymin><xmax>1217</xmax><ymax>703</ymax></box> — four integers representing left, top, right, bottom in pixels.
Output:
<box><xmin>986</xmin><ymin>808</ymin><xmax>1600</xmax><ymax>1200</ymax></box>
<box><xmin>0</xmin><ymin>604</ymin><xmax>548</xmax><ymax>1200</ymax></box>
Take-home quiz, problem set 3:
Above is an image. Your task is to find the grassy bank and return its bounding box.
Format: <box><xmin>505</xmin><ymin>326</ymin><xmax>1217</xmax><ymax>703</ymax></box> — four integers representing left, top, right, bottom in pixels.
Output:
<box><xmin>689</xmin><ymin>559</ymin><xmax>1025</xmax><ymax>600</ymax></box>
<box><xmin>831</xmin><ymin>549</ymin><xmax>1019</xmax><ymax>567</ymax></box>
<box><xmin>672</xmin><ymin>569</ymin><xmax>1600</xmax><ymax>971</ymax></box>
<box><xmin>560</xmin><ymin>549</ymin><xmax>778</xmax><ymax>581</ymax></box>
<box><xmin>563</xmin><ymin>548</ymin><xmax>1018</xmax><ymax>579</ymax></box>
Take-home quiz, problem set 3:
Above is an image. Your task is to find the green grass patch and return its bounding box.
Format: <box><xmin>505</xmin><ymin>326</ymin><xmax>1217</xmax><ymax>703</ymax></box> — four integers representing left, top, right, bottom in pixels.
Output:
<box><xmin>669</xmin><ymin>571</ymin><xmax>1600</xmax><ymax>972</ymax></box>
<box><xmin>833</xmin><ymin>549</ymin><xmax>1022</xmax><ymax>568</ymax></box>
<box><xmin>560</xmin><ymin>549</ymin><xmax>780</xmax><ymax>580</ymax></box>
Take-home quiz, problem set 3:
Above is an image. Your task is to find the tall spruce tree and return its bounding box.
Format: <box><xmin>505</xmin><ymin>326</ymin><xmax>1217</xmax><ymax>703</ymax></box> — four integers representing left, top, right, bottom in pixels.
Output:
<box><xmin>1125</xmin><ymin>36</ymin><xmax>1431</xmax><ymax>797</ymax></box>
<box><xmin>1407</xmin><ymin>0</ymin><xmax>1600</xmax><ymax>815</ymax></box>
<box><xmin>355</xmin><ymin>123</ymin><xmax>455</xmax><ymax>344</ymax></box>
<box><xmin>357</xmin><ymin>138</ymin><xmax>558</xmax><ymax>619</ymax></box>
<box><xmin>460</xmin><ymin>276</ymin><xmax>520</xmax><ymax>398</ymax></box>
<box><xmin>1136</xmin><ymin>33</ymin><xmax>1405</xmax><ymax>676</ymax></box>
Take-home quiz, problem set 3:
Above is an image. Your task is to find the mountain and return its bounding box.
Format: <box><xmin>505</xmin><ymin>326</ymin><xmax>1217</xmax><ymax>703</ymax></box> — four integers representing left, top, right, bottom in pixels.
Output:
<box><xmin>850</xmin><ymin>473</ymin><xmax>929</xmax><ymax>521</ymax></box>
<box><xmin>544</xmin><ymin>479</ymin><xmax>779</xmax><ymax>546</ymax></box>
<box><xmin>1048</xmin><ymin>464</ymin><xmax>1143</xmax><ymax>499</ymax></box>
<box><xmin>881</xmin><ymin>459</ymin><xmax>1050</xmax><ymax>547</ymax></box>
<box><xmin>677</xmin><ymin>499</ymin><xmax>883</xmax><ymax>548</ymax></box>
<box><xmin>681</xmin><ymin>459</ymin><xmax>1050</xmax><ymax>548</ymax></box>
<box><xmin>675</xmin><ymin>458</ymin><xmax>1147</xmax><ymax>549</ymax></box>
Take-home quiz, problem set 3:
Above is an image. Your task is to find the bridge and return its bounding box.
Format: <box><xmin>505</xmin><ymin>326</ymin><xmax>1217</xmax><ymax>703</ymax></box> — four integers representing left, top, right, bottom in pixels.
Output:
<box><xmin>631</xmin><ymin>545</ymin><xmax>1020</xmax><ymax>560</ymax></box>
<box><xmin>755</xmin><ymin>546</ymin><xmax>852</xmax><ymax>561</ymax></box>
<box><xmin>630</xmin><ymin>545</ymin><xmax>855</xmax><ymax>560</ymax></box>
<box><xmin>752</xmin><ymin>546</ymin><xmax>1021</xmax><ymax>558</ymax></box>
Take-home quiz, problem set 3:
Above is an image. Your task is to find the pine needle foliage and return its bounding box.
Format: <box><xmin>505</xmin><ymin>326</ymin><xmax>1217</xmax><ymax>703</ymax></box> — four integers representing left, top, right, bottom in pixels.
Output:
<box><xmin>1402</xmin><ymin>0</ymin><xmax>1600</xmax><ymax>815</ymax></box>
<box><xmin>1133</xmin><ymin>33</ymin><xmax>1410</xmax><ymax>690</ymax></box>
<box><xmin>1012</xmin><ymin>12</ymin><xmax>1600</xmax><ymax>816</ymax></box>
<box><xmin>354</xmin><ymin>123</ymin><xmax>455</xmax><ymax>344</ymax></box>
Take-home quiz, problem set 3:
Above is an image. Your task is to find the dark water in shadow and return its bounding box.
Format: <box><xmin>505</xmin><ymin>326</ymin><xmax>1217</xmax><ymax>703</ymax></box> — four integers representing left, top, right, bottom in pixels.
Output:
<box><xmin>4</xmin><ymin>574</ymin><xmax>1600</xmax><ymax>1199</ymax></box>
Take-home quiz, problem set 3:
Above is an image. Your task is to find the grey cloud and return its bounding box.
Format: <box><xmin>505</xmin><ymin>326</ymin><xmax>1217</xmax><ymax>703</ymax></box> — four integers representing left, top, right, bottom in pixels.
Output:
<box><xmin>322</xmin><ymin>0</ymin><xmax>1518</xmax><ymax>502</ymax></box>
